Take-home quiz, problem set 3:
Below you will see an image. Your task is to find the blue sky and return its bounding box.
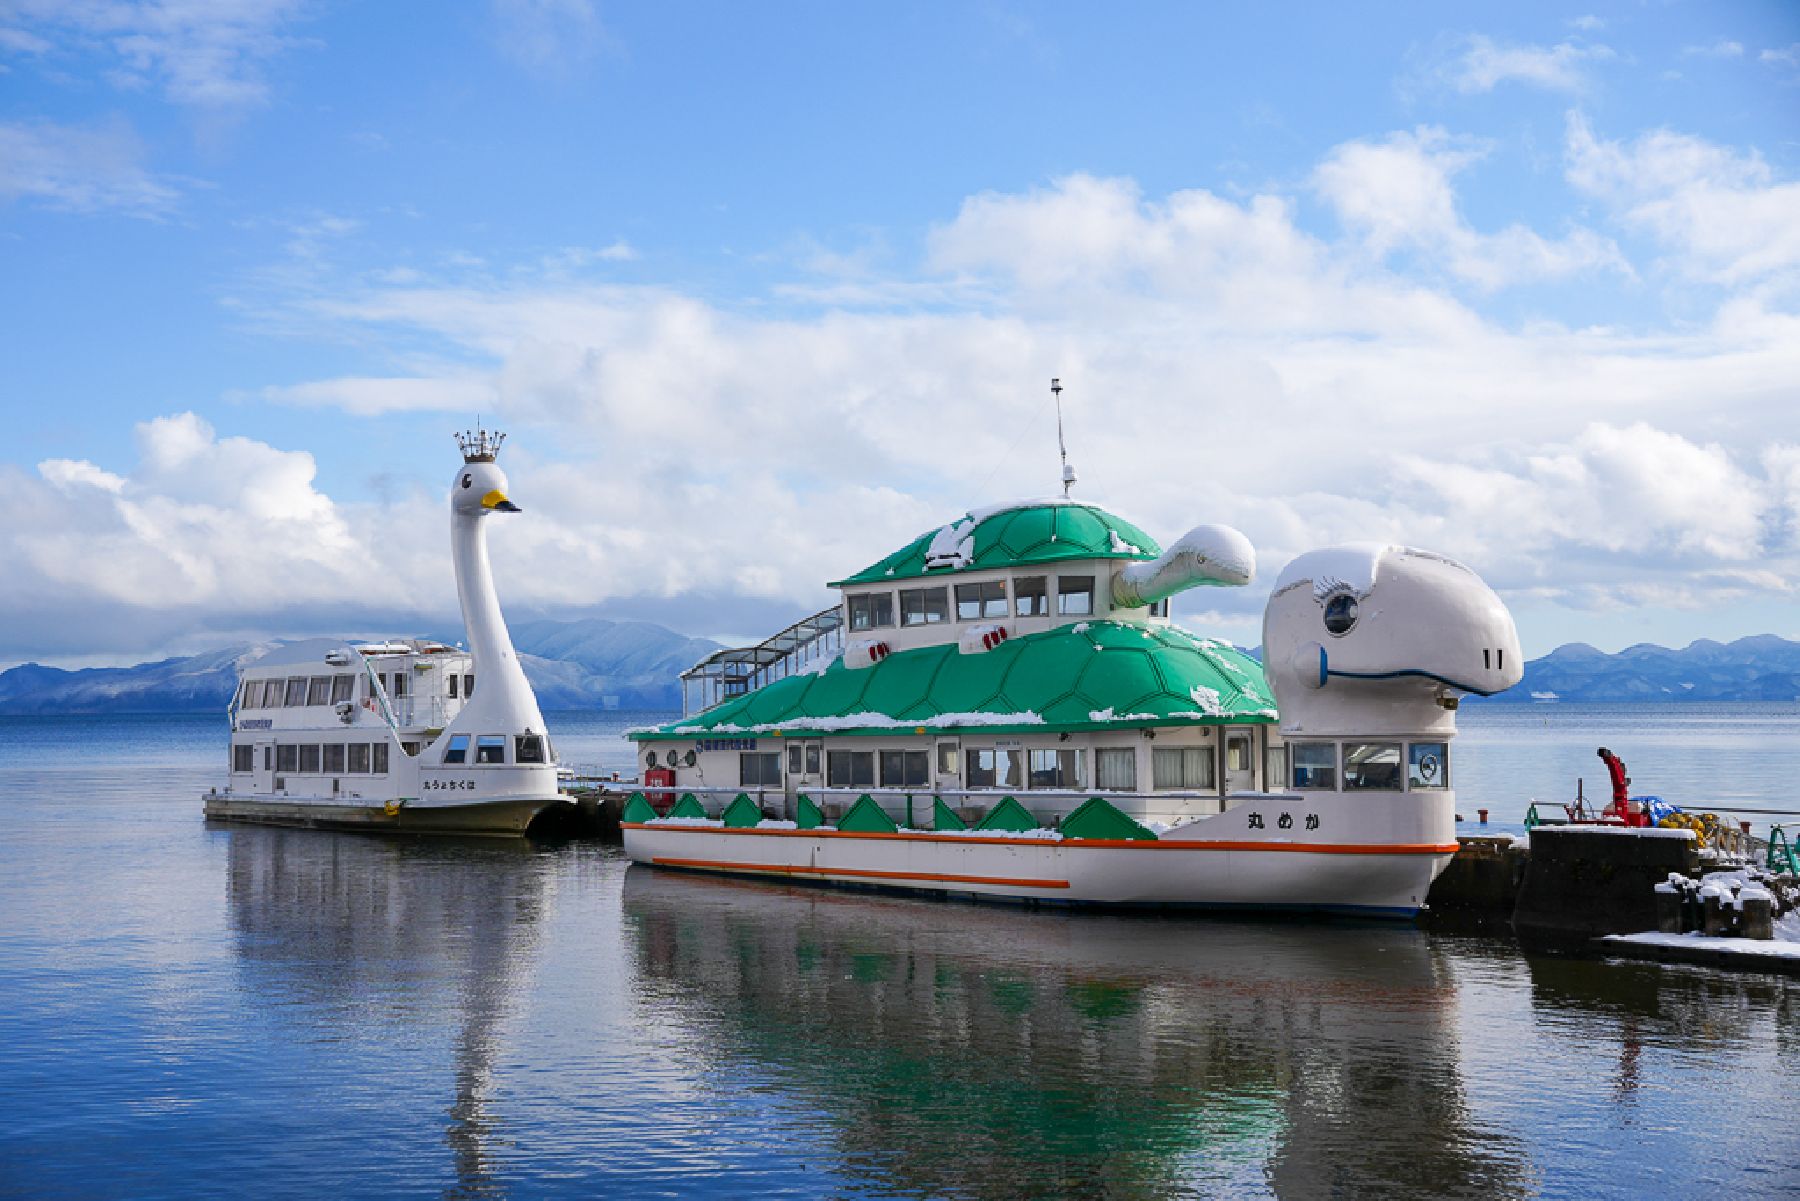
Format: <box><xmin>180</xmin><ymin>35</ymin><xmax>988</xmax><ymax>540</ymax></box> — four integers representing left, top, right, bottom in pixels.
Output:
<box><xmin>3</xmin><ymin>1</ymin><xmax>1798</xmax><ymax>666</ymax></box>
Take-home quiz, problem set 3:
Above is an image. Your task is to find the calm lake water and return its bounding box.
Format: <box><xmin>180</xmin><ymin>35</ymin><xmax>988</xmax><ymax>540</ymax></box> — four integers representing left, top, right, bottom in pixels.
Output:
<box><xmin>2</xmin><ymin>706</ymin><xmax>1798</xmax><ymax>1199</ymax></box>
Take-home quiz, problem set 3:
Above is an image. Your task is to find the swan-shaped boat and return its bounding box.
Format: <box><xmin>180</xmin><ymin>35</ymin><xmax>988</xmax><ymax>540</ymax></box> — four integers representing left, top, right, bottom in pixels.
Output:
<box><xmin>623</xmin><ymin>503</ymin><xmax>1522</xmax><ymax>915</ymax></box>
<box><xmin>203</xmin><ymin>429</ymin><xmax>573</xmax><ymax>836</ymax></box>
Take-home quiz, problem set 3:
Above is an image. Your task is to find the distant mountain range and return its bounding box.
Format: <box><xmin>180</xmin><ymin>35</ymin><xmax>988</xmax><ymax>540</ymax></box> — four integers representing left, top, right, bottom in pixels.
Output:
<box><xmin>1</xmin><ymin>629</ymin><xmax>1795</xmax><ymax>714</ymax></box>
<box><xmin>0</xmin><ymin>619</ymin><xmax>722</xmax><ymax>715</ymax></box>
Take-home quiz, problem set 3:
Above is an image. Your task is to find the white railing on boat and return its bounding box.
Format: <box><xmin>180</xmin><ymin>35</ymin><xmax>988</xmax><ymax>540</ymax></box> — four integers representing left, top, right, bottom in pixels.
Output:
<box><xmin>679</xmin><ymin>605</ymin><xmax>845</xmax><ymax>716</ymax></box>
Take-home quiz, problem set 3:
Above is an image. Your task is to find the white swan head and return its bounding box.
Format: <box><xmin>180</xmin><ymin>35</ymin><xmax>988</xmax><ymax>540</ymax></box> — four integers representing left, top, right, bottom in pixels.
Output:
<box><xmin>451</xmin><ymin>457</ymin><xmax>520</xmax><ymax>517</ymax></box>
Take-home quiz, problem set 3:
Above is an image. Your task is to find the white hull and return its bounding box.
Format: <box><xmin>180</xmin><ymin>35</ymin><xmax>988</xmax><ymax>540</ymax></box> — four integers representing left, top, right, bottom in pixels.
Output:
<box><xmin>623</xmin><ymin>793</ymin><xmax>1456</xmax><ymax>917</ymax></box>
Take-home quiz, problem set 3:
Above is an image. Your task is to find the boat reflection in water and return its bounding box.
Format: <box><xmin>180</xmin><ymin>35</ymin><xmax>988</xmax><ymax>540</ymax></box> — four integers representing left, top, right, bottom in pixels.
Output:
<box><xmin>224</xmin><ymin>827</ymin><xmax>553</xmax><ymax>1199</ymax></box>
<box><xmin>621</xmin><ymin>869</ymin><xmax>1530</xmax><ymax>1199</ymax></box>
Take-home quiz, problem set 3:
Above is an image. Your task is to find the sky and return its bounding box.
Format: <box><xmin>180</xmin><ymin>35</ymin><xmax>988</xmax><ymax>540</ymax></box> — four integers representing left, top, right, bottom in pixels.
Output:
<box><xmin>2</xmin><ymin>1</ymin><xmax>1798</xmax><ymax>668</ymax></box>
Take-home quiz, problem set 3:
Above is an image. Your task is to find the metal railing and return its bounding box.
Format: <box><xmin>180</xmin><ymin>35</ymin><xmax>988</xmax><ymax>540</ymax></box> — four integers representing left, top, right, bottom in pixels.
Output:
<box><xmin>619</xmin><ymin>784</ymin><xmax>1282</xmax><ymax>826</ymax></box>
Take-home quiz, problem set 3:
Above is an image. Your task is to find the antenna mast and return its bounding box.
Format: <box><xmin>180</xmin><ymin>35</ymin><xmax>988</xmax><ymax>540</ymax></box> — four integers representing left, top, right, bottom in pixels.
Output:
<box><xmin>1051</xmin><ymin>377</ymin><xmax>1076</xmax><ymax>497</ymax></box>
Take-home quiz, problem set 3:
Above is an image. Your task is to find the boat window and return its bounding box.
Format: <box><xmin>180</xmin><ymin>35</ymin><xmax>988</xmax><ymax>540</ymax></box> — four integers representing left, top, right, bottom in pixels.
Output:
<box><xmin>965</xmin><ymin>748</ymin><xmax>1023</xmax><ymax>790</ymax></box>
<box><xmin>739</xmin><ymin>752</ymin><xmax>781</xmax><ymax>787</ymax></box>
<box><xmin>1149</xmin><ymin>598</ymin><xmax>1170</xmax><ymax>619</ymax></box>
<box><xmin>955</xmin><ymin>580</ymin><xmax>1008</xmax><ymax>621</ymax></box>
<box><xmin>1266</xmin><ymin>745</ymin><xmax>1288</xmax><ymax>791</ymax></box>
<box><xmin>826</xmin><ymin>750</ymin><xmax>875</xmax><ymax>788</ymax></box>
<box><xmin>276</xmin><ymin>744</ymin><xmax>299</xmax><ymax>773</ymax></box>
<box><xmin>299</xmin><ymin>744</ymin><xmax>321</xmax><ymax>773</ymax></box>
<box><xmin>443</xmin><ymin>734</ymin><xmax>470</xmax><ymax>764</ymax></box>
<box><xmin>464</xmin><ymin>674</ymin><xmax>475</xmax><ymax>698</ymax></box>
<box><xmin>787</xmin><ymin>745</ymin><xmax>802</xmax><ymax>774</ymax></box>
<box><xmin>879</xmin><ymin>749</ymin><xmax>929</xmax><ymax>788</ymax></box>
<box><xmin>348</xmin><ymin>743</ymin><xmax>370</xmax><ymax>773</ymax></box>
<box><xmin>1343</xmin><ymin>743</ymin><xmax>1402</xmax><ymax>791</ymax></box>
<box><xmin>448</xmin><ymin>673</ymin><xmax>459</xmax><ymax>699</ymax></box>
<box><xmin>1153</xmin><ymin>746</ymin><xmax>1216</xmax><ymax>791</ymax></box>
<box><xmin>1027</xmin><ymin>748</ymin><xmax>1084</xmax><ymax>790</ymax></box>
<box><xmin>323</xmin><ymin>744</ymin><xmax>345</xmax><ymax>773</ymax></box>
<box><xmin>1013</xmin><ymin>576</ymin><xmax>1049</xmax><ymax>617</ymax></box>
<box><xmin>1095</xmin><ymin>748</ymin><xmax>1137</xmax><ymax>791</ymax></box>
<box><xmin>330</xmin><ymin>675</ymin><xmax>354</xmax><ymax>705</ymax></box>
<box><xmin>1056</xmin><ymin>576</ymin><xmax>1094</xmax><ymax>616</ymax></box>
<box><xmin>1408</xmin><ymin>742</ymin><xmax>1450</xmax><ymax>791</ymax></box>
<box><xmin>899</xmin><ymin>586</ymin><xmax>948</xmax><ymax>626</ymax></box>
<box><xmin>1227</xmin><ymin>737</ymin><xmax>1253</xmax><ymax>773</ymax></box>
<box><xmin>936</xmin><ymin>741</ymin><xmax>959</xmax><ymax>775</ymax></box>
<box><xmin>306</xmin><ymin>677</ymin><xmax>331</xmax><ymax>706</ymax></box>
<box><xmin>804</xmin><ymin>744</ymin><xmax>820</xmax><ymax>774</ymax></box>
<box><xmin>232</xmin><ymin>744</ymin><xmax>254</xmax><ymax>773</ymax></box>
<box><xmin>260</xmin><ymin>679</ymin><xmax>284</xmax><ymax>708</ymax></box>
<box><xmin>475</xmin><ymin>735</ymin><xmax>506</xmax><ymax>765</ymax></box>
<box><xmin>516</xmin><ymin>735</ymin><xmax>547</xmax><ymax>765</ymax></box>
<box><xmin>238</xmin><ymin>682</ymin><xmax>257</xmax><ymax>710</ymax></box>
<box><xmin>372</xmin><ymin>743</ymin><xmax>389</xmax><ymax>774</ymax></box>
<box><xmin>389</xmin><ymin>671</ymin><xmax>409</xmax><ymax>698</ymax></box>
<box><xmin>263</xmin><ymin>746</ymin><xmax>272</xmax><ymax>771</ymax></box>
<box><xmin>847</xmin><ymin>591</ymin><xmax>895</xmax><ymax>631</ymax></box>
<box><xmin>284</xmin><ymin>678</ymin><xmax>308</xmax><ymax>707</ymax></box>
<box><xmin>1291</xmin><ymin>743</ymin><xmax>1335</xmax><ymax>789</ymax></box>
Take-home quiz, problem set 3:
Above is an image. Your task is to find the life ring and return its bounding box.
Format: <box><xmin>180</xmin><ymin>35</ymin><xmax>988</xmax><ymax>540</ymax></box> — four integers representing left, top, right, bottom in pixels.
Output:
<box><xmin>384</xmin><ymin>799</ymin><xmax>401</xmax><ymax>816</ymax></box>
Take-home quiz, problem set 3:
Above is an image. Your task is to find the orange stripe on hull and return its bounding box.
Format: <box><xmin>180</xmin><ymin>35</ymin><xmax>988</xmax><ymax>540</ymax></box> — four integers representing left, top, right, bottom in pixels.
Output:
<box><xmin>650</xmin><ymin>856</ymin><xmax>1071</xmax><ymax>890</ymax></box>
<box><xmin>624</xmin><ymin>823</ymin><xmax>1455</xmax><ymax>856</ymax></box>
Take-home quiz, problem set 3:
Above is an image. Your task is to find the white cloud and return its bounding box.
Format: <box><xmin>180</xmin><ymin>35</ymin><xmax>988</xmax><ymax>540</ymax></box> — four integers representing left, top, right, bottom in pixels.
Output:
<box><xmin>1761</xmin><ymin>44</ymin><xmax>1800</xmax><ymax>68</ymax></box>
<box><xmin>3</xmin><ymin>0</ymin><xmax>313</xmax><ymax>107</ymax></box>
<box><xmin>492</xmin><ymin>0</ymin><xmax>609</xmax><ymax>77</ymax></box>
<box><xmin>1566</xmin><ymin>113</ymin><xmax>1800</xmax><ymax>287</ymax></box>
<box><xmin>1682</xmin><ymin>39</ymin><xmax>1744</xmax><ymax>60</ymax></box>
<box><xmin>1440</xmin><ymin>34</ymin><xmax>1614</xmax><ymax>94</ymax></box>
<box><xmin>1312</xmin><ymin>127</ymin><xmax>1625</xmax><ymax>289</ymax></box>
<box><xmin>265</xmin><ymin>376</ymin><xmax>501</xmax><ymax>416</ymax></box>
<box><xmin>0</xmin><ymin>117</ymin><xmax>179</xmax><ymax>215</ymax></box>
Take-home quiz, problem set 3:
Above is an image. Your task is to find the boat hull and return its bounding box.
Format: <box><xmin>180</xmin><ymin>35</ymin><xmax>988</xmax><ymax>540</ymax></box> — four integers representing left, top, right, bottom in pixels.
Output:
<box><xmin>621</xmin><ymin>823</ymin><xmax>1455</xmax><ymax>917</ymax></box>
<box><xmin>203</xmin><ymin>792</ymin><xmax>576</xmax><ymax>837</ymax></box>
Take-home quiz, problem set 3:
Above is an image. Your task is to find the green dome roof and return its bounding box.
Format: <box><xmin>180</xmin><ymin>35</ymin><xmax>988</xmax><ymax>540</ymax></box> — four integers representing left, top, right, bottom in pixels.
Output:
<box><xmin>632</xmin><ymin>620</ymin><xmax>1275</xmax><ymax>740</ymax></box>
<box><xmin>830</xmin><ymin>501</ymin><xmax>1160</xmax><ymax>587</ymax></box>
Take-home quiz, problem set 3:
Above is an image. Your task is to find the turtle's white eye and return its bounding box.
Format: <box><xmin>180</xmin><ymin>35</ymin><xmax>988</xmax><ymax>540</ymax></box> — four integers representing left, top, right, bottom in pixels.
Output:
<box><xmin>1323</xmin><ymin>594</ymin><xmax>1358</xmax><ymax>636</ymax></box>
<box><xmin>461</xmin><ymin>474</ymin><xmax>473</xmax><ymax>489</ymax></box>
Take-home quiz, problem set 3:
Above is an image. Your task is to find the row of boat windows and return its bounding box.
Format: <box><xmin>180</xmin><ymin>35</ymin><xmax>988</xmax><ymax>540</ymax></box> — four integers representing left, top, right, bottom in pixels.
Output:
<box><xmin>237</xmin><ymin>671</ymin><xmax>475</xmax><ymax>709</ymax></box>
<box><xmin>232</xmin><ymin>743</ymin><xmax>391</xmax><ymax>774</ymax></box>
<box><xmin>738</xmin><ymin>743</ymin><xmax>1249</xmax><ymax>792</ymax></box>
<box><xmin>441</xmin><ymin>733</ymin><xmax>551</xmax><ymax>766</ymax></box>
<box><xmin>1288</xmin><ymin>741</ymin><xmax>1450</xmax><ymax>791</ymax></box>
<box><xmin>846</xmin><ymin>577</ymin><xmax>1170</xmax><ymax>630</ymax></box>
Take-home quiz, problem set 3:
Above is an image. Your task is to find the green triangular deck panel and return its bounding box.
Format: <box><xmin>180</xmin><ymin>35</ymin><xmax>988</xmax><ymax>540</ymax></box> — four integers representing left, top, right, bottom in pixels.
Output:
<box><xmin>634</xmin><ymin>621</ymin><xmax>1276</xmax><ymax>740</ymax></box>
<box><xmin>837</xmin><ymin>793</ymin><xmax>899</xmax><ymax>833</ymax></box>
<box><xmin>669</xmin><ymin>793</ymin><xmax>708</xmax><ymax>819</ymax></box>
<box><xmin>975</xmin><ymin>795</ymin><xmax>1039</xmax><ymax>833</ymax></box>
<box><xmin>1059</xmin><ymin>796</ymin><xmax>1159</xmax><ymax>841</ymax></box>
<box><xmin>721</xmin><ymin>793</ymin><xmax>763</xmax><ymax>828</ymax></box>
<box><xmin>621</xmin><ymin>792</ymin><xmax>658</xmax><ymax>823</ymax></box>
<box><xmin>831</xmin><ymin>502</ymin><xmax>1159</xmax><ymax>586</ymax></box>
<box><xmin>932</xmin><ymin>797</ymin><xmax>967</xmax><ymax>831</ymax></box>
<box><xmin>795</xmin><ymin>793</ymin><xmax>825</xmax><ymax>830</ymax></box>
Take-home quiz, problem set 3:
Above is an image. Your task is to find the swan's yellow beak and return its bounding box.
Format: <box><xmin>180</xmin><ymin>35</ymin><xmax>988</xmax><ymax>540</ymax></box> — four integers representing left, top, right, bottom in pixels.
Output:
<box><xmin>481</xmin><ymin>490</ymin><xmax>521</xmax><ymax>512</ymax></box>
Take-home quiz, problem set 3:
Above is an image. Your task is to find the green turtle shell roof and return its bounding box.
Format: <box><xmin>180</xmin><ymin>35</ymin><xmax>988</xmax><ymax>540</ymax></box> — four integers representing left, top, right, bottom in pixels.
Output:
<box><xmin>632</xmin><ymin>620</ymin><xmax>1276</xmax><ymax>740</ymax></box>
<box><xmin>830</xmin><ymin>501</ymin><xmax>1161</xmax><ymax>587</ymax></box>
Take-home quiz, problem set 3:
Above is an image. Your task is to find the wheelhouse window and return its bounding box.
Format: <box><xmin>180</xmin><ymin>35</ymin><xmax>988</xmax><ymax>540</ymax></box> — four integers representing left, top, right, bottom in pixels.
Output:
<box><xmin>1028</xmin><ymin>748</ymin><xmax>1084</xmax><ymax>790</ymax></box>
<box><xmin>1291</xmin><ymin>743</ymin><xmax>1336</xmax><ymax>789</ymax></box>
<box><xmin>1153</xmin><ymin>746</ymin><xmax>1215</xmax><ymax>790</ymax></box>
<box><xmin>330</xmin><ymin>675</ymin><xmax>354</xmax><ymax>705</ymax></box>
<box><xmin>283</xmin><ymin>678</ymin><xmax>308</xmax><ymax>707</ymax></box>
<box><xmin>880</xmin><ymin>749</ymin><xmax>929</xmax><ymax>788</ymax></box>
<box><xmin>238</xmin><ymin>682</ymin><xmax>259</xmax><ymax>710</ymax></box>
<box><xmin>899</xmin><ymin>586</ymin><xmax>948</xmax><ymax>626</ymax></box>
<box><xmin>1343</xmin><ymin>743</ymin><xmax>1402</xmax><ymax>791</ymax></box>
<box><xmin>966</xmin><ymin>748</ymin><xmax>1022</xmax><ymax>790</ymax></box>
<box><xmin>1095</xmin><ymin>748</ymin><xmax>1137</xmax><ymax>791</ymax></box>
<box><xmin>516</xmin><ymin>735</ymin><xmax>547</xmax><ymax>765</ymax></box>
<box><xmin>323</xmin><ymin>744</ymin><xmax>345</xmax><ymax>773</ymax></box>
<box><xmin>448</xmin><ymin>673</ymin><xmax>459</xmax><ymax>699</ymax></box>
<box><xmin>475</xmin><ymin>735</ymin><xmax>506</xmax><ymax>765</ymax></box>
<box><xmin>739</xmin><ymin>752</ymin><xmax>781</xmax><ymax>787</ymax></box>
<box><xmin>275</xmin><ymin>744</ymin><xmax>299</xmax><ymax>773</ymax></box>
<box><xmin>306</xmin><ymin>677</ymin><xmax>331</xmax><ymax>706</ymax></box>
<box><xmin>848</xmin><ymin>591</ymin><xmax>895</xmax><ymax>631</ymax></box>
<box><xmin>1056</xmin><ymin>575</ymin><xmax>1094</xmax><ymax>616</ymax></box>
<box><xmin>443</xmin><ymin>734</ymin><xmax>470</xmax><ymax>764</ymax></box>
<box><xmin>955</xmin><ymin>580</ymin><xmax>1008</xmax><ymax>620</ymax></box>
<box><xmin>826</xmin><ymin>750</ymin><xmax>874</xmax><ymax>788</ymax></box>
<box><xmin>389</xmin><ymin>671</ymin><xmax>409</xmax><ymax>698</ymax></box>
<box><xmin>260</xmin><ymin>679</ymin><xmax>284</xmax><ymax>708</ymax></box>
<box><xmin>1013</xmin><ymin>576</ymin><xmax>1049</xmax><ymax>618</ymax></box>
<box><xmin>232</xmin><ymin>744</ymin><xmax>254</xmax><ymax>773</ymax></box>
<box><xmin>1408</xmin><ymin>743</ymin><xmax>1449</xmax><ymax>791</ymax></box>
<box><xmin>348</xmin><ymin>744</ymin><xmax>371</xmax><ymax>773</ymax></box>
